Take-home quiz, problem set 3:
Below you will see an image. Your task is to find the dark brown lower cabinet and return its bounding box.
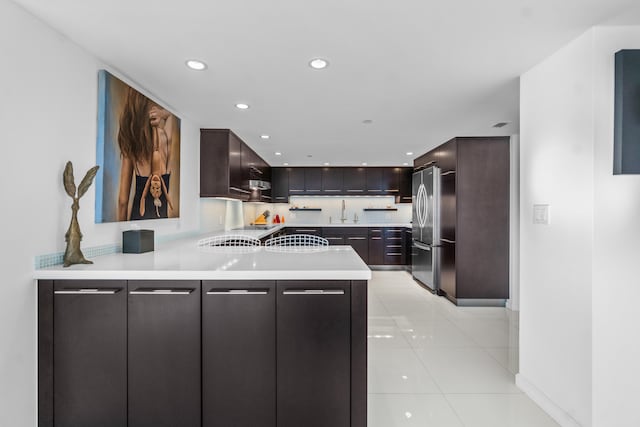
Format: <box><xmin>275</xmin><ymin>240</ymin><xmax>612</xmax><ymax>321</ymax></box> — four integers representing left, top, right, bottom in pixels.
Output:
<box><xmin>277</xmin><ymin>281</ymin><xmax>352</xmax><ymax>427</ymax></box>
<box><xmin>347</xmin><ymin>235</ymin><xmax>369</xmax><ymax>263</ymax></box>
<box><xmin>39</xmin><ymin>278</ymin><xmax>366</xmax><ymax>427</ymax></box>
<box><xmin>50</xmin><ymin>280</ymin><xmax>127</xmax><ymax>427</ymax></box>
<box><xmin>202</xmin><ymin>281</ymin><xmax>276</xmax><ymax>427</ymax></box>
<box><xmin>368</xmin><ymin>229</ymin><xmax>384</xmax><ymax>265</ymax></box>
<box><xmin>384</xmin><ymin>228</ymin><xmax>405</xmax><ymax>265</ymax></box>
<box><xmin>439</xmin><ymin>241</ymin><xmax>456</xmax><ymax>300</ymax></box>
<box><xmin>127</xmin><ymin>280</ymin><xmax>201</xmax><ymax>427</ymax></box>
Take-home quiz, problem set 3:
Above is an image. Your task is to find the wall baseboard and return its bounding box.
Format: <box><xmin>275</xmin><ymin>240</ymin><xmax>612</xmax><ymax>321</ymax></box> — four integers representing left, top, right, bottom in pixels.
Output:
<box><xmin>516</xmin><ymin>374</ymin><xmax>583</xmax><ymax>427</ymax></box>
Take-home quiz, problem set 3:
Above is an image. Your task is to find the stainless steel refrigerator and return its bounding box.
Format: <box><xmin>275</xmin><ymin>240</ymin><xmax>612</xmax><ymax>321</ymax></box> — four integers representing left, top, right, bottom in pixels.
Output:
<box><xmin>411</xmin><ymin>166</ymin><xmax>440</xmax><ymax>292</ymax></box>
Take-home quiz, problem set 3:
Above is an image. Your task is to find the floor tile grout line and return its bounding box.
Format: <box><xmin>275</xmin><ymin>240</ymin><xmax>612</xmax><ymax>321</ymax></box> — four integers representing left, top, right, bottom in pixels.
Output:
<box><xmin>442</xmin><ymin>393</ymin><xmax>470</xmax><ymax>427</ymax></box>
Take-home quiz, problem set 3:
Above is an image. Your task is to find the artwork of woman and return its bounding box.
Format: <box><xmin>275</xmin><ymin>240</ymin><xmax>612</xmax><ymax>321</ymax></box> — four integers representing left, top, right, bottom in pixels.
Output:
<box><xmin>116</xmin><ymin>87</ymin><xmax>176</xmax><ymax>220</ymax></box>
<box><xmin>95</xmin><ymin>70</ymin><xmax>180</xmax><ymax>223</ymax></box>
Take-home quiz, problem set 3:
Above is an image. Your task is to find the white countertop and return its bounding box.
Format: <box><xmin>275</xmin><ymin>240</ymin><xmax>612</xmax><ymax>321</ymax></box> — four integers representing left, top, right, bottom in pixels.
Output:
<box><xmin>278</xmin><ymin>223</ymin><xmax>411</xmax><ymax>228</ymax></box>
<box><xmin>34</xmin><ymin>234</ymin><xmax>371</xmax><ymax>281</ymax></box>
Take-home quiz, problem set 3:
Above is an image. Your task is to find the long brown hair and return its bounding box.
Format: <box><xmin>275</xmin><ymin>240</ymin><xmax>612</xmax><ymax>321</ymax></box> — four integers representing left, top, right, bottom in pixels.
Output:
<box><xmin>118</xmin><ymin>87</ymin><xmax>153</xmax><ymax>165</ymax></box>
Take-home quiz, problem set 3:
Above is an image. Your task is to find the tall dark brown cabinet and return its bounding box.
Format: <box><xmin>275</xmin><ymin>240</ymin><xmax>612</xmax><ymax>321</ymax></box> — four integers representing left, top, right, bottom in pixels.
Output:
<box><xmin>416</xmin><ymin>137</ymin><xmax>510</xmax><ymax>305</ymax></box>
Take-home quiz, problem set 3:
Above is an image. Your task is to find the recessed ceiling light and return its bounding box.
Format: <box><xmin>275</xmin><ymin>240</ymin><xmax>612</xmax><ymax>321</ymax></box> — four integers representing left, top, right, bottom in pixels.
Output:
<box><xmin>275</xmin><ymin>152</ymin><xmax>282</xmax><ymax>156</ymax></box>
<box><xmin>260</xmin><ymin>135</ymin><xmax>270</xmax><ymax>140</ymax></box>
<box><xmin>309</xmin><ymin>58</ymin><xmax>329</xmax><ymax>69</ymax></box>
<box><xmin>235</xmin><ymin>103</ymin><xmax>250</xmax><ymax>110</ymax></box>
<box><xmin>324</xmin><ymin>162</ymin><xmax>330</xmax><ymax>166</ymax></box>
<box><xmin>361</xmin><ymin>162</ymin><xmax>367</xmax><ymax>166</ymax></box>
<box><xmin>406</xmin><ymin>152</ymin><xmax>414</xmax><ymax>156</ymax></box>
<box><xmin>403</xmin><ymin>162</ymin><xmax>409</xmax><ymax>166</ymax></box>
<box><xmin>283</xmin><ymin>162</ymin><xmax>289</xmax><ymax>166</ymax></box>
<box><xmin>185</xmin><ymin>59</ymin><xmax>207</xmax><ymax>70</ymax></box>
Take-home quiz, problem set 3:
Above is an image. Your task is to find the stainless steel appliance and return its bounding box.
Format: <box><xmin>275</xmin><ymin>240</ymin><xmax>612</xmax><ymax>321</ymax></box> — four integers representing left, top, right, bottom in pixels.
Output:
<box><xmin>411</xmin><ymin>166</ymin><xmax>440</xmax><ymax>292</ymax></box>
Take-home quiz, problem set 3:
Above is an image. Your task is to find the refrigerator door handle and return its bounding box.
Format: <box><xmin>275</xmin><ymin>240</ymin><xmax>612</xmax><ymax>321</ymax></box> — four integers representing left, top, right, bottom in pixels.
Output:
<box><xmin>413</xmin><ymin>241</ymin><xmax>432</xmax><ymax>251</ymax></box>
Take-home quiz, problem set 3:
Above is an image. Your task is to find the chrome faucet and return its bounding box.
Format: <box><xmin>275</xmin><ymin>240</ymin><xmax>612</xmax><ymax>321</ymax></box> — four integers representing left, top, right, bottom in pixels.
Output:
<box><xmin>353</xmin><ymin>212</ymin><xmax>359</xmax><ymax>223</ymax></box>
<box><xmin>341</xmin><ymin>200</ymin><xmax>347</xmax><ymax>223</ymax></box>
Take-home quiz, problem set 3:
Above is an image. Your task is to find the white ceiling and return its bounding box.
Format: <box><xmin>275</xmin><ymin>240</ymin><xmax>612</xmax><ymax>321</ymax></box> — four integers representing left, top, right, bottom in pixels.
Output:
<box><xmin>13</xmin><ymin>0</ymin><xmax>637</xmax><ymax>166</ymax></box>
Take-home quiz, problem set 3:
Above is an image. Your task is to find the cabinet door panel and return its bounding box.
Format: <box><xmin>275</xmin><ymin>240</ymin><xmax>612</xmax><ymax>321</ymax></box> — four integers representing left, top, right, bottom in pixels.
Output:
<box><xmin>368</xmin><ymin>229</ymin><xmax>384</xmax><ymax>265</ymax></box>
<box><xmin>343</xmin><ymin>168</ymin><xmax>366</xmax><ymax>193</ymax></box>
<box><xmin>128</xmin><ymin>281</ymin><xmax>201</xmax><ymax>427</ymax></box>
<box><xmin>203</xmin><ymin>281</ymin><xmax>276</xmax><ymax>427</ymax></box>
<box><xmin>322</xmin><ymin>167</ymin><xmax>344</xmax><ymax>193</ymax></box>
<box><xmin>439</xmin><ymin>241</ymin><xmax>456</xmax><ymax>300</ymax></box>
<box><xmin>398</xmin><ymin>168</ymin><xmax>413</xmax><ymax>203</ymax></box>
<box><xmin>277</xmin><ymin>281</ymin><xmax>351</xmax><ymax>427</ymax></box>
<box><xmin>365</xmin><ymin>167</ymin><xmax>384</xmax><ymax>193</ymax></box>
<box><xmin>304</xmin><ymin>168</ymin><xmax>322</xmax><ymax>193</ymax></box>
<box><xmin>53</xmin><ymin>280</ymin><xmax>127</xmax><ymax>427</ymax></box>
<box><xmin>229</xmin><ymin>132</ymin><xmax>244</xmax><ymax>193</ymax></box>
<box><xmin>347</xmin><ymin>235</ymin><xmax>369</xmax><ymax>264</ymax></box>
<box><xmin>288</xmin><ymin>168</ymin><xmax>305</xmax><ymax>193</ymax></box>
<box><xmin>440</xmin><ymin>172</ymin><xmax>456</xmax><ymax>242</ymax></box>
<box><xmin>271</xmin><ymin>167</ymin><xmax>290</xmax><ymax>203</ymax></box>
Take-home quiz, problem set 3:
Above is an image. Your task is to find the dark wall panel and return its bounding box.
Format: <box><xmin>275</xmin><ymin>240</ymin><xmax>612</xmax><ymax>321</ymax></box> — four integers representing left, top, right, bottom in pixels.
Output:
<box><xmin>614</xmin><ymin>49</ymin><xmax>640</xmax><ymax>174</ymax></box>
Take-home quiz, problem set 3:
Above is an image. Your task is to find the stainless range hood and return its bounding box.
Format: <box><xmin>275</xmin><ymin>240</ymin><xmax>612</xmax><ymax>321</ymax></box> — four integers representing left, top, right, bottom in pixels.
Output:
<box><xmin>248</xmin><ymin>180</ymin><xmax>271</xmax><ymax>190</ymax></box>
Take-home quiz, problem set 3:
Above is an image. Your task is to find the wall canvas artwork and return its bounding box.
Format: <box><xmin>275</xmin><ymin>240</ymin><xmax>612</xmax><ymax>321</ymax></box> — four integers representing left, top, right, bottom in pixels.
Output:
<box><xmin>95</xmin><ymin>70</ymin><xmax>180</xmax><ymax>222</ymax></box>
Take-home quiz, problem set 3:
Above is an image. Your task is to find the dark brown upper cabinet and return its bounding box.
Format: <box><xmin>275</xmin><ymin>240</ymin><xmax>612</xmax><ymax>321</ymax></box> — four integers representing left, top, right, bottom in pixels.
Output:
<box><xmin>271</xmin><ymin>168</ymin><xmax>290</xmax><ymax>203</ymax></box>
<box><xmin>249</xmin><ymin>165</ymin><xmax>411</xmax><ymax>201</ymax></box>
<box><xmin>304</xmin><ymin>168</ymin><xmax>322</xmax><ymax>193</ymax></box>
<box><xmin>288</xmin><ymin>168</ymin><xmax>306</xmax><ymax>194</ymax></box>
<box><xmin>283</xmin><ymin>168</ymin><xmax>323</xmax><ymax>196</ymax></box>
<box><xmin>365</xmin><ymin>167</ymin><xmax>384</xmax><ymax>194</ymax></box>
<box><xmin>321</xmin><ymin>168</ymin><xmax>344</xmax><ymax>193</ymax></box>
<box><xmin>200</xmin><ymin>129</ymin><xmax>271</xmax><ymax>201</ymax></box>
<box><xmin>398</xmin><ymin>168</ymin><xmax>413</xmax><ymax>203</ymax></box>
<box><xmin>343</xmin><ymin>168</ymin><xmax>366</xmax><ymax>194</ymax></box>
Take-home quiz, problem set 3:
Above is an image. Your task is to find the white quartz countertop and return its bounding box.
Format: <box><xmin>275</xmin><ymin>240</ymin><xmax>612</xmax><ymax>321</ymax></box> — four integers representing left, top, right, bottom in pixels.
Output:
<box><xmin>34</xmin><ymin>234</ymin><xmax>371</xmax><ymax>281</ymax></box>
<box><xmin>280</xmin><ymin>223</ymin><xmax>411</xmax><ymax>228</ymax></box>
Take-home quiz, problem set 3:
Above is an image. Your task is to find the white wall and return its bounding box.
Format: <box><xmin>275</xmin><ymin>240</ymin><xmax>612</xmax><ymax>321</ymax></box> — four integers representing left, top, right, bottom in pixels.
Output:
<box><xmin>591</xmin><ymin>26</ymin><xmax>640</xmax><ymax>427</ymax></box>
<box><xmin>0</xmin><ymin>1</ymin><xmax>223</xmax><ymax>424</ymax></box>
<box><xmin>518</xmin><ymin>30</ymin><xmax>595</xmax><ymax>426</ymax></box>
<box><xmin>520</xmin><ymin>25</ymin><xmax>640</xmax><ymax>426</ymax></box>
<box><xmin>509</xmin><ymin>134</ymin><xmax>521</xmax><ymax>311</ymax></box>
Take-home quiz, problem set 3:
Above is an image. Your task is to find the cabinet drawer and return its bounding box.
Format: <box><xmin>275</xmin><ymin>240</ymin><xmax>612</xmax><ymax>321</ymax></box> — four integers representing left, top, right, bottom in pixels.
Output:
<box><xmin>325</xmin><ymin>236</ymin><xmax>345</xmax><ymax>245</ymax></box>
<box><xmin>384</xmin><ymin>252</ymin><xmax>404</xmax><ymax>265</ymax></box>
<box><xmin>286</xmin><ymin>228</ymin><xmax>322</xmax><ymax>236</ymax></box>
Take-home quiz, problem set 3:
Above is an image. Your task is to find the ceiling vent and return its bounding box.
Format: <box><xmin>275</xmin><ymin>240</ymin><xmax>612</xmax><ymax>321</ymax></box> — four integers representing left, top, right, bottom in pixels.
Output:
<box><xmin>492</xmin><ymin>122</ymin><xmax>509</xmax><ymax>128</ymax></box>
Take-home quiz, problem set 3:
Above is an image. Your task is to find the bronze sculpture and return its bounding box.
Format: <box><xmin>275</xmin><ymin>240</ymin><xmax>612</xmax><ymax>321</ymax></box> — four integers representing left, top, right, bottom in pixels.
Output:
<box><xmin>63</xmin><ymin>162</ymin><xmax>99</xmax><ymax>267</ymax></box>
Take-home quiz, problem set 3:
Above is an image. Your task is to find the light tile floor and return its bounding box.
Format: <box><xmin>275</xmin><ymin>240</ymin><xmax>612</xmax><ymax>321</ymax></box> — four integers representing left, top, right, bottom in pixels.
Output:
<box><xmin>367</xmin><ymin>271</ymin><xmax>558</xmax><ymax>427</ymax></box>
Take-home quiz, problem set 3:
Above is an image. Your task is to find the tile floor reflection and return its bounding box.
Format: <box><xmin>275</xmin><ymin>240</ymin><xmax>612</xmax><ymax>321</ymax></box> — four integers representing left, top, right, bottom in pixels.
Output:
<box><xmin>367</xmin><ymin>271</ymin><xmax>558</xmax><ymax>427</ymax></box>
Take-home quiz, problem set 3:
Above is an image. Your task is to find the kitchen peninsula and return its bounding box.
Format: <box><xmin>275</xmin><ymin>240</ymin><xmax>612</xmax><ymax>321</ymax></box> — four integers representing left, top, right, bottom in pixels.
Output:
<box><xmin>35</xmin><ymin>233</ymin><xmax>369</xmax><ymax>427</ymax></box>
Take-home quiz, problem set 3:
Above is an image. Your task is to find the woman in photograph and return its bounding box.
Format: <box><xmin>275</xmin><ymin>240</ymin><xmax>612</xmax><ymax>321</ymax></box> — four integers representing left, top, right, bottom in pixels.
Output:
<box><xmin>117</xmin><ymin>87</ymin><xmax>176</xmax><ymax>220</ymax></box>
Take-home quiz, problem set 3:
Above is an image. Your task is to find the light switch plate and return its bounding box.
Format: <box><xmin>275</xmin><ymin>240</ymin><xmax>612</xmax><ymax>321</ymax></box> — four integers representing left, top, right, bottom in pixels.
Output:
<box><xmin>533</xmin><ymin>204</ymin><xmax>550</xmax><ymax>225</ymax></box>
